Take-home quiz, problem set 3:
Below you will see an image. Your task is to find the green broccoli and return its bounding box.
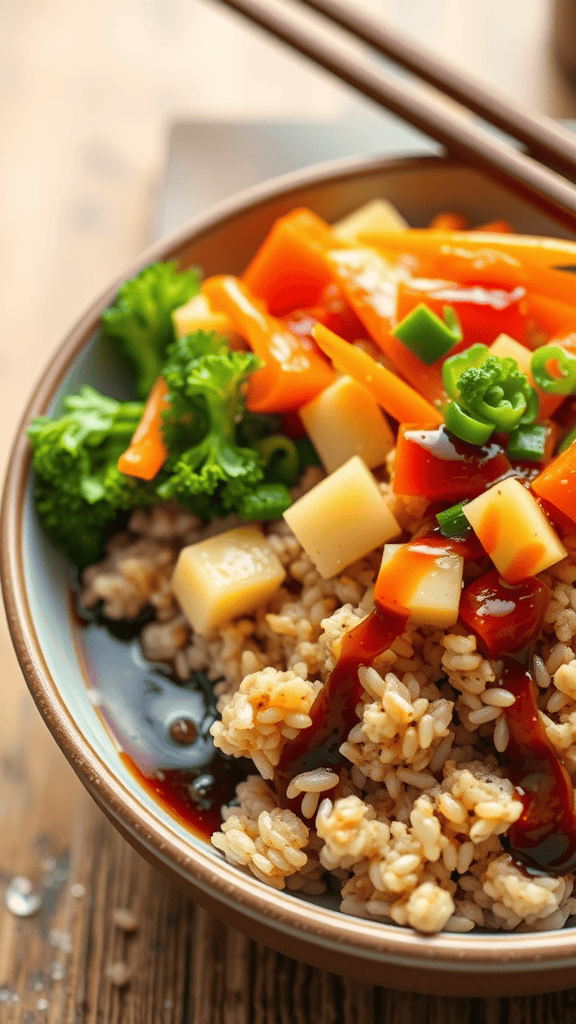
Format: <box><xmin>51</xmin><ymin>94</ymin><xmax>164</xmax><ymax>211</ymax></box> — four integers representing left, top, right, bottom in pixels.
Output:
<box><xmin>101</xmin><ymin>261</ymin><xmax>200</xmax><ymax>399</ymax></box>
<box><xmin>442</xmin><ymin>343</ymin><xmax>538</xmax><ymax>445</ymax></box>
<box><xmin>27</xmin><ymin>387</ymin><xmax>155</xmax><ymax>567</ymax></box>
<box><xmin>158</xmin><ymin>331</ymin><xmax>293</xmax><ymax>520</ymax></box>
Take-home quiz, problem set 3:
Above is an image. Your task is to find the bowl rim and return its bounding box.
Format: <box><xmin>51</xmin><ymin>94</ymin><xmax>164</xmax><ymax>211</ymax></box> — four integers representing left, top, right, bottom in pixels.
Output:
<box><xmin>4</xmin><ymin>149</ymin><xmax>576</xmax><ymax>971</ymax></box>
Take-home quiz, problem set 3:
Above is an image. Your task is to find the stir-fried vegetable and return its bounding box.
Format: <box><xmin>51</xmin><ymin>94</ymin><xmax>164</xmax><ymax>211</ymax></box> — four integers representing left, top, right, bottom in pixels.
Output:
<box><xmin>531</xmin><ymin>345</ymin><xmax>576</xmax><ymax>395</ymax></box>
<box><xmin>157</xmin><ymin>330</ymin><xmax>292</xmax><ymax>521</ymax></box>
<box><xmin>202</xmin><ymin>275</ymin><xmax>335</xmax><ymax>412</ymax></box>
<box><xmin>311</xmin><ymin>322</ymin><xmax>443</xmax><ymax>425</ymax></box>
<box><xmin>442</xmin><ymin>344</ymin><xmax>538</xmax><ymax>444</ymax></box>
<box><xmin>436</xmin><ymin>500</ymin><xmax>469</xmax><ymax>538</ymax></box>
<box><xmin>27</xmin><ymin>204</ymin><xmax>576</xmax><ymax>601</ymax></box>
<box><xmin>102</xmin><ymin>261</ymin><xmax>200</xmax><ymax>399</ymax></box>
<box><xmin>392</xmin><ymin>302</ymin><xmax>462</xmax><ymax>365</ymax></box>
<box><xmin>117</xmin><ymin>375</ymin><xmax>170</xmax><ymax>480</ymax></box>
<box><xmin>27</xmin><ymin>388</ymin><xmax>153</xmax><ymax>566</ymax></box>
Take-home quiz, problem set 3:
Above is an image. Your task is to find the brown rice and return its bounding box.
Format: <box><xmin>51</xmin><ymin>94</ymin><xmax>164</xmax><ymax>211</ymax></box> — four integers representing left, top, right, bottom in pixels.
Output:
<box><xmin>80</xmin><ymin>471</ymin><xmax>576</xmax><ymax>935</ymax></box>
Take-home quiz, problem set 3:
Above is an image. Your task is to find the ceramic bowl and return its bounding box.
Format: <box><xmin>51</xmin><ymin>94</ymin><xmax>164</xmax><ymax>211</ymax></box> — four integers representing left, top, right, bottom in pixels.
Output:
<box><xmin>4</xmin><ymin>153</ymin><xmax>576</xmax><ymax>997</ymax></box>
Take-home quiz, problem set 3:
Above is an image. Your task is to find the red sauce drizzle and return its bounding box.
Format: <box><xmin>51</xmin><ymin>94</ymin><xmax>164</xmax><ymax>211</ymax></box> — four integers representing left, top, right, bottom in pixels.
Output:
<box><xmin>275</xmin><ymin>531</ymin><xmax>480</xmax><ymax>807</ymax></box>
<box><xmin>458</xmin><ymin>571</ymin><xmax>576</xmax><ymax>874</ymax></box>
<box><xmin>502</xmin><ymin>657</ymin><xmax>576</xmax><ymax>874</ymax></box>
<box><xmin>274</xmin><ymin>606</ymin><xmax>408</xmax><ymax>803</ymax></box>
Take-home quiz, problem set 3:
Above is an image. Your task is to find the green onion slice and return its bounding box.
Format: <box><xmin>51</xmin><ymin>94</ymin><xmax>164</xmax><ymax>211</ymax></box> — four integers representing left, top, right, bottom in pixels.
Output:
<box><xmin>443</xmin><ymin>401</ymin><xmax>494</xmax><ymax>445</ymax></box>
<box><xmin>436</xmin><ymin>501</ymin><xmax>470</xmax><ymax>538</ymax></box>
<box><xmin>507</xmin><ymin>423</ymin><xmax>548</xmax><ymax>462</ymax></box>
<box><xmin>255</xmin><ymin>435</ymin><xmax>299</xmax><ymax>486</ymax></box>
<box><xmin>558</xmin><ymin>425</ymin><xmax>576</xmax><ymax>455</ymax></box>
<box><xmin>393</xmin><ymin>303</ymin><xmax>462</xmax><ymax>366</ymax></box>
<box><xmin>530</xmin><ymin>346</ymin><xmax>576</xmax><ymax>395</ymax></box>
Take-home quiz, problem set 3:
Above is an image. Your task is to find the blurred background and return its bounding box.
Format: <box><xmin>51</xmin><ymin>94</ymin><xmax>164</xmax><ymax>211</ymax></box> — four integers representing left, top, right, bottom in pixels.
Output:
<box><xmin>2</xmin><ymin>0</ymin><xmax>576</xmax><ymax>1012</ymax></box>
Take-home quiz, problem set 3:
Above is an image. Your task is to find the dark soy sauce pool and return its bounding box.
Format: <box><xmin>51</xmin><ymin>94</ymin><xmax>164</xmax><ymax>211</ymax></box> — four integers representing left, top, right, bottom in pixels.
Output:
<box><xmin>73</xmin><ymin>596</ymin><xmax>248</xmax><ymax>839</ymax></box>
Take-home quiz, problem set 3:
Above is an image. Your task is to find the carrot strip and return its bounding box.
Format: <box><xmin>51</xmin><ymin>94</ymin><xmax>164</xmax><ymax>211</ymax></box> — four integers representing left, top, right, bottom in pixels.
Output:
<box><xmin>474</xmin><ymin>220</ymin><xmax>512</xmax><ymax>233</ymax></box>
<box><xmin>360</xmin><ymin>229</ymin><xmax>526</xmax><ymax>290</ymax></box>
<box><xmin>323</xmin><ymin>247</ymin><xmax>448</xmax><ymax>404</ymax></box>
<box><xmin>361</xmin><ymin>228</ymin><xmax>576</xmax><ymax>309</ymax></box>
<box><xmin>360</xmin><ymin>229</ymin><xmax>576</xmax><ymax>271</ymax></box>
<box><xmin>532</xmin><ymin>445</ymin><xmax>576</xmax><ymax>527</ymax></box>
<box><xmin>525</xmin><ymin>292</ymin><xmax>576</xmax><ymax>338</ymax></box>
<box><xmin>242</xmin><ymin>207</ymin><xmax>336</xmax><ymax>315</ymax></box>
<box><xmin>429</xmin><ymin>212</ymin><xmax>469</xmax><ymax>231</ymax></box>
<box><xmin>202</xmin><ymin>275</ymin><xmax>335</xmax><ymax>413</ymax></box>
<box><xmin>312</xmin><ymin>322</ymin><xmax>443</xmax><ymax>426</ymax></box>
<box><xmin>117</xmin><ymin>376</ymin><xmax>170</xmax><ymax>480</ymax></box>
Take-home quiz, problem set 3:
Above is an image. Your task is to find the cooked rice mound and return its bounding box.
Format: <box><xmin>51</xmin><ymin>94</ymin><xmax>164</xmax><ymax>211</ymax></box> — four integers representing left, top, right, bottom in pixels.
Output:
<box><xmin>80</xmin><ymin>490</ymin><xmax>576</xmax><ymax>935</ymax></box>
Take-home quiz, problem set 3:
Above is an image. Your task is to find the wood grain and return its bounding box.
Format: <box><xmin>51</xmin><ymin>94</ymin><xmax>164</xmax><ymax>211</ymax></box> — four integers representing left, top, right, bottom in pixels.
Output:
<box><xmin>2</xmin><ymin>0</ymin><xmax>576</xmax><ymax>1020</ymax></box>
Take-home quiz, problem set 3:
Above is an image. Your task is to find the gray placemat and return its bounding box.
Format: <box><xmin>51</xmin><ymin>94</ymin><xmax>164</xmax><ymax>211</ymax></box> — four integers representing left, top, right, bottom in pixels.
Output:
<box><xmin>153</xmin><ymin>101</ymin><xmax>437</xmax><ymax>240</ymax></box>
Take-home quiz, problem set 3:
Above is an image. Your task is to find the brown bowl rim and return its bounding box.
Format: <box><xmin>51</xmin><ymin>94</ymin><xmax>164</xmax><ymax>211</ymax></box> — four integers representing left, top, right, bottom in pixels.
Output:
<box><xmin>4</xmin><ymin>150</ymin><xmax>576</xmax><ymax>972</ymax></box>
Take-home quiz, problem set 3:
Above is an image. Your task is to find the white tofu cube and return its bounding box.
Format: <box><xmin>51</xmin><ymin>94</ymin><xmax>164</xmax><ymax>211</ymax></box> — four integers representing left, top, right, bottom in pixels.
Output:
<box><xmin>299</xmin><ymin>375</ymin><xmax>394</xmax><ymax>473</ymax></box>
<box><xmin>171</xmin><ymin>526</ymin><xmax>285</xmax><ymax>634</ymax></box>
<box><xmin>463</xmin><ymin>476</ymin><xmax>567</xmax><ymax>583</ymax></box>
<box><xmin>283</xmin><ymin>455</ymin><xmax>400</xmax><ymax>579</ymax></box>
<box><xmin>333</xmin><ymin>199</ymin><xmax>408</xmax><ymax>242</ymax></box>
<box><xmin>377</xmin><ymin>543</ymin><xmax>464</xmax><ymax>629</ymax></box>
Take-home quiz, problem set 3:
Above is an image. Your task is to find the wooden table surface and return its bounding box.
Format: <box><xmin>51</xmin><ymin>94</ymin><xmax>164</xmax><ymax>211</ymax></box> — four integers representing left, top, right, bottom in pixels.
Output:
<box><xmin>3</xmin><ymin>1</ymin><xmax>576</xmax><ymax>1020</ymax></box>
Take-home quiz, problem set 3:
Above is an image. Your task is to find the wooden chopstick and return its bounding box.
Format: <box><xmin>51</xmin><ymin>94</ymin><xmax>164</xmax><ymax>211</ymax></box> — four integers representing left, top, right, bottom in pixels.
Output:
<box><xmin>214</xmin><ymin>0</ymin><xmax>576</xmax><ymax>233</ymax></box>
<box><xmin>299</xmin><ymin>0</ymin><xmax>576</xmax><ymax>182</ymax></box>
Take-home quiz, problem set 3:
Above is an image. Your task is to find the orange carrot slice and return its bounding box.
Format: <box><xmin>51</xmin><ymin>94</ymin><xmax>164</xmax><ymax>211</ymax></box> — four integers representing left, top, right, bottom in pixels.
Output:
<box><xmin>532</xmin><ymin>443</ymin><xmax>576</xmax><ymax>527</ymax></box>
<box><xmin>118</xmin><ymin>376</ymin><xmax>170</xmax><ymax>481</ymax></box>
<box><xmin>474</xmin><ymin>219</ymin><xmax>512</xmax><ymax>233</ymax></box>
<box><xmin>242</xmin><ymin>207</ymin><xmax>336</xmax><ymax>315</ymax></box>
<box><xmin>202</xmin><ymin>275</ymin><xmax>335</xmax><ymax>413</ymax></box>
<box><xmin>312</xmin><ymin>323</ymin><xmax>443</xmax><ymax>426</ymax></box>
<box><xmin>429</xmin><ymin>212</ymin><xmax>469</xmax><ymax>231</ymax></box>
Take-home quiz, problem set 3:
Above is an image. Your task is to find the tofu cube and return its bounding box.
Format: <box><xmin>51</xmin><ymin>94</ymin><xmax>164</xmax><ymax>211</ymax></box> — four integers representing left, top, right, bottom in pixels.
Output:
<box><xmin>377</xmin><ymin>543</ymin><xmax>464</xmax><ymax>628</ymax></box>
<box><xmin>173</xmin><ymin>292</ymin><xmax>234</xmax><ymax>339</ymax></box>
<box><xmin>299</xmin><ymin>375</ymin><xmax>394</xmax><ymax>473</ymax></box>
<box><xmin>333</xmin><ymin>199</ymin><xmax>408</xmax><ymax>242</ymax></box>
<box><xmin>283</xmin><ymin>455</ymin><xmax>400</xmax><ymax>579</ymax></box>
<box><xmin>463</xmin><ymin>476</ymin><xmax>567</xmax><ymax>583</ymax></box>
<box><xmin>171</xmin><ymin>526</ymin><xmax>285</xmax><ymax>634</ymax></box>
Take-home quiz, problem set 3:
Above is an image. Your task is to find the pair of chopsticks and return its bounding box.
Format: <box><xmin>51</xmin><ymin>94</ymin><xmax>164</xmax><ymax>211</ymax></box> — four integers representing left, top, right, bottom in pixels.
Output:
<box><xmin>212</xmin><ymin>0</ymin><xmax>576</xmax><ymax>234</ymax></box>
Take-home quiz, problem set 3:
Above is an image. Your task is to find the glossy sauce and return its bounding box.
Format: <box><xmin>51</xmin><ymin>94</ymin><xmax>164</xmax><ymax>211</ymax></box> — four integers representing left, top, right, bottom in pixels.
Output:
<box><xmin>393</xmin><ymin>425</ymin><xmax>511</xmax><ymax>501</ymax></box>
<box><xmin>275</xmin><ymin>533</ymin><xmax>468</xmax><ymax>805</ymax></box>
<box><xmin>74</xmin><ymin>595</ymin><xmax>247</xmax><ymax>839</ymax></box>
<box><xmin>502</xmin><ymin>657</ymin><xmax>576</xmax><ymax>873</ymax></box>
<box><xmin>458</xmin><ymin>571</ymin><xmax>576</xmax><ymax>874</ymax></box>
<box><xmin>459</xmin><ymin>570</ymin><xmax>551</xmax><ymax>657</ymax></box>
<box><xmin>413</xmin><ymin>521</ymin><xmax>485</xmax><ymax>563</ymax></box>
<box><xmin>395</xmin><ymin>279</ymin><xmax>527</xmax><ymax>348</ymax></box>
<box><xmin>275</xmin><ymin>606</ymin><xmax>408</xmax><ymax>803</ymax></box>
<box><xmin>121</xmin><ymin>753</ymin><xmax>249</xmax><ymax>839</ymax></box>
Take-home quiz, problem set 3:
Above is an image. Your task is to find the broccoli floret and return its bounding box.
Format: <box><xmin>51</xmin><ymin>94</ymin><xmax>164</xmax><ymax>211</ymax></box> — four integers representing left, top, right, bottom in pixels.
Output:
<box><xmin>457</xmin><ymin>355</ymin><xmax>537</xmax><ymax>432</ymax></box>
<box><xmin>442</xmin><ymin>343</ymin><xmax>538</xmax><ymax>443</ymax></box>
<box><xmin>101</xmin><ymin>261</ymin><xmax>200</xmax><ymax>399</ymax></box>
<box><xmin>27</xmin><ymin>387</ymin><xmax>155</xmax><ymax>567</ymax></box>
<box><xmin>158</xmin><ymin>331</ymin><xmax>292</xmax><ymax>520</ymax></box>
